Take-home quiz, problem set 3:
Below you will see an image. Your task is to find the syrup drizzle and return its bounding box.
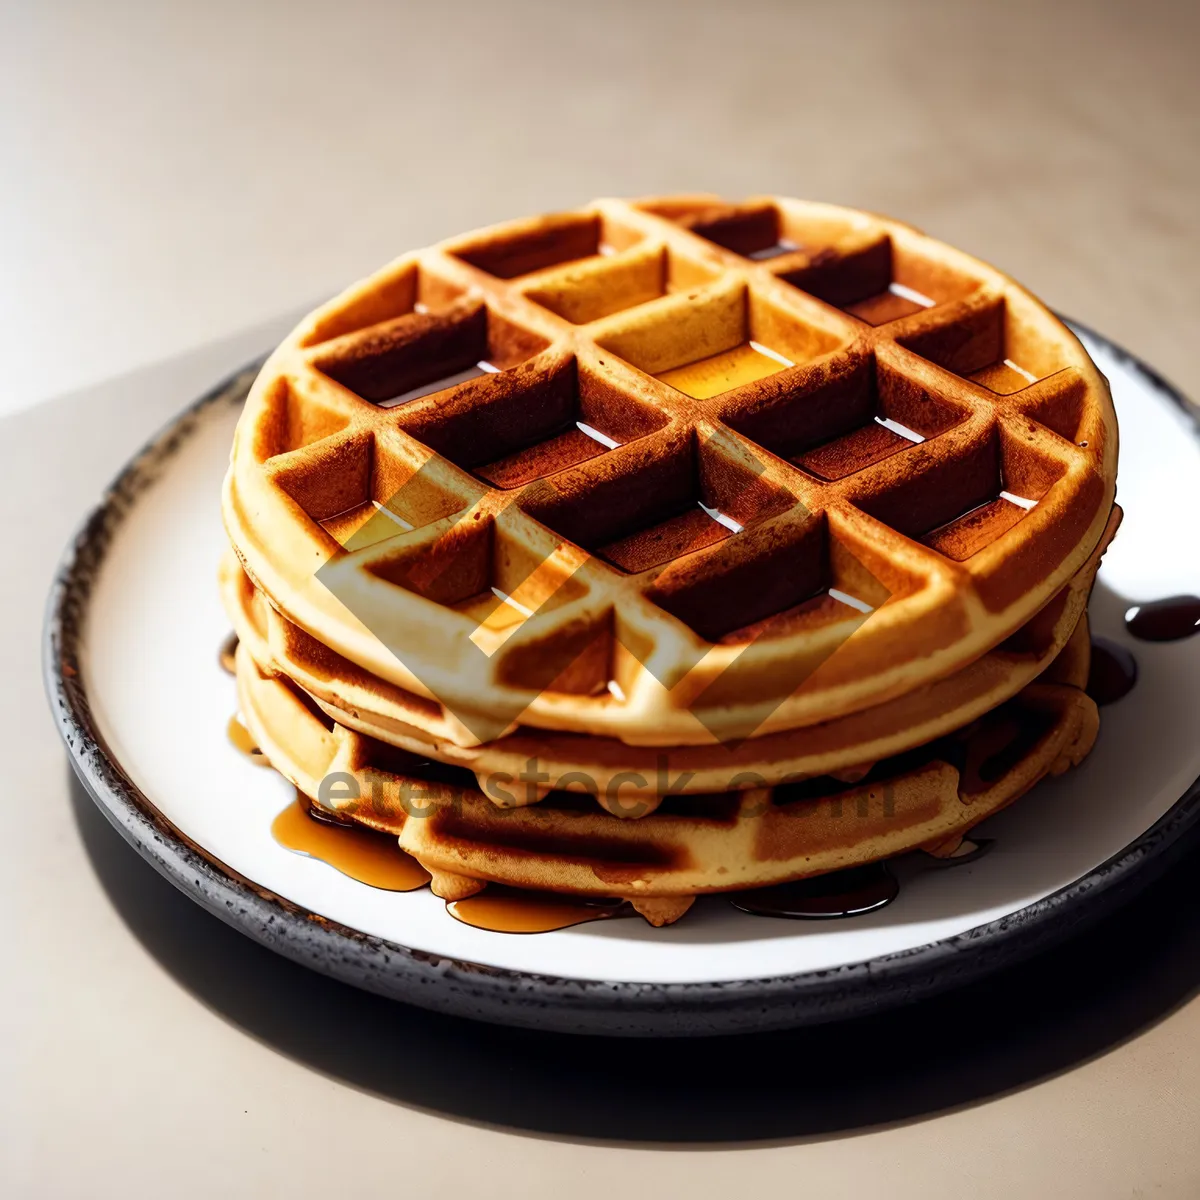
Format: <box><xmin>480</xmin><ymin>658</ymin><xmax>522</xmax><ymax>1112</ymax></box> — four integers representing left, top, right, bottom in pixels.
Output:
<box><xmin>728</xmin><ymin>838</ymin><xmax>993</xmax><ymax>920</ymax></box>
<box><xmin>227</xmin><ymin>715</ymin><xmax>272</xmax><ymax>766</ymax></box>
<box><xmin>272</xmin><ymin>792</ymin><xmax>430</xmax><ymax>891</ymax></box>
<box><xmin>656</xmin><ymin>341</ymin><xmax>791</xmax><ymax>400</ymax></box>
<box><xmin>1124</xmin><ymin>596</ymin><xmax>1200</xmax><ymax>642</ymax></box>
<box><xmin>1087</xmin><ymin>637</ymin><xmax>1139</xmax><ymax>705</ymax></box>
<box><xmin>219</xmin><ymin>632</ymin><xmax>238</xmax><ymax>675</ymax></box>
<box><xmin>730</xmin><ymin>862</ymin><xmax>899</xmax><ymax>920</ymax></box>
<box><xmin>221</xmin><ymin>634</ymin><xmax>627</xmax><ymax>925</ymax></box>
<box><xmin>260</xmin><ymin>790</ymin><xmax>982</xmax><ymax>929</ymax></box>
<box><xmin>447</xmin><ymin>888</ymin><xmax>627</xmax><ymax>933</ymax></box>
<box><xmin>218</xmin><ymin>627</ymin><xmax>1015</xmax><ymax>931</ymax></box>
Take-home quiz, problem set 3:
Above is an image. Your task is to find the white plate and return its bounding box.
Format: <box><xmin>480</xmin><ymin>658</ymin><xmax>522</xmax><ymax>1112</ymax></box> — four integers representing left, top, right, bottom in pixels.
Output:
<box><xmin>47</xmin><ymin>325</ymin><xmax>1200</xmax><ymax>1035</ymax></box>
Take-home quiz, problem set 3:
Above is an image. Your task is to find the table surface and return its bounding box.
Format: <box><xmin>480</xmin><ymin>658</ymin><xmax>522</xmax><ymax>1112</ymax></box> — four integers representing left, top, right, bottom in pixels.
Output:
<box><xmin>5</xmin><ymin>1</ymin><xmax>1200</xmax><ymax>1195</ymax></box>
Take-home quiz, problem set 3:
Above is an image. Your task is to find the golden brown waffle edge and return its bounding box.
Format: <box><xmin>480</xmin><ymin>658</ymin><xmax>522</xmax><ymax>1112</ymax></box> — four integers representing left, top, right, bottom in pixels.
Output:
<box><xmin>235</xmin><ymin>633</ymin><xmax>1098</xmax><ymax>922</ymax></box>
<box><xmin>222</xmin><ymin>195</ymin><xmax>1118</xmax><ymax>749</ymax></box>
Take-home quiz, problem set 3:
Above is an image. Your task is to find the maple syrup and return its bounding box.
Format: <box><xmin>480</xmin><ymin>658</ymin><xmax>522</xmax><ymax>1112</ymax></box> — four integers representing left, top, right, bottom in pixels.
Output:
<box><xmin>447</xmin><ymin>887</ymin><xmax>627</xmax><ymax>933</ymax></box>
<box><xmin>218</xmin><ymin>632</ymin><xmax>238</xmax><ymax>675</ymax></box>
<box><xmin>657</xmin><ymin>342</ymin><xmax>791</xmax><ymax>399</ymax></box>
<box><xmin>226</xmin><ymin>714</ymin><xmax>272</xmax><ymax>767</ymax></box>
<box><xmin>1124</xmin><ymin>596</ymin><xmax>1200</xmax><ymax>642</ymax></box>
<box><xmin>271</xmin><ymin>792</ymin><xmax>430</xmax><ymax>891</ymax></box>
<box><xmin>730</xmin><ymin>862</ymin><xmax>898</xmax><ymax>919</ymax></box>
<box><xmin>1087</xmin><ymin>637</ymin><xmax>1139</xmax><ymax>705</ymax></box>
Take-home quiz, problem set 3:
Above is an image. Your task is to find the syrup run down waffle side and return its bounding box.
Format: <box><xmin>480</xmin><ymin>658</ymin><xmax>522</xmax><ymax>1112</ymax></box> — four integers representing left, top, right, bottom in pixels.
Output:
<box><xmin>235</xmin><ymin>626</ymin><xmax>1099</xmax><ymax>925</ymax></box>
<box><xmin>223</xmin><ymin>196</ymin><xmax>1117</xmax><ymax>748</ymax></box>
<box><xmin>221</xmin><ymin>502</ymin><xmax>1116</xmax><ymax>811</ymax></box>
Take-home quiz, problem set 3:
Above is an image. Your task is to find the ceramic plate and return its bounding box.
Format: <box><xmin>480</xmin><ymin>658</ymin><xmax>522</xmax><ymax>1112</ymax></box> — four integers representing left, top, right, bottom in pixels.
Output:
<box><xmin>45</xmin><ymin>323</ymin><xmax>1200</xmax><ymax>1036</ymax></box>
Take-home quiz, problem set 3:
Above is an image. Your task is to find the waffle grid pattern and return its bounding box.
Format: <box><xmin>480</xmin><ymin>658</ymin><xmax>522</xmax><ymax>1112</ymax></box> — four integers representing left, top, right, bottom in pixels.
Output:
<box><xmin>225</xmin><ymin>196</ymin><xmax>1116</xmax><ymax>747</ymax></box>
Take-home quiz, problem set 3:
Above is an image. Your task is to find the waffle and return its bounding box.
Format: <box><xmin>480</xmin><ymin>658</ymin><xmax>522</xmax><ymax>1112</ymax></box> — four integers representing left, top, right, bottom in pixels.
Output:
<box><xmin>221</xmin><ymin>501</ymin><xmax>1116</xmax><ymax>811</ymax></box>
<box><xmin>235</xmin><ymin>625</ymin><xmax>1098</xmax><ymax>924</ymax></box>
<box><xmin>222</xmin><ymin>195</ymin><xmax>1117</xmax><ymax>748</ymax></box>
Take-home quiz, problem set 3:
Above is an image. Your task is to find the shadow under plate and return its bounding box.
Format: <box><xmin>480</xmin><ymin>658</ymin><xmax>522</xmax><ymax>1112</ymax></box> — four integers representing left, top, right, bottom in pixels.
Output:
<box><xmin>69</xmin><ymin>767</ymin><xmax>1200</xmax><ymax>1146</ymax></box>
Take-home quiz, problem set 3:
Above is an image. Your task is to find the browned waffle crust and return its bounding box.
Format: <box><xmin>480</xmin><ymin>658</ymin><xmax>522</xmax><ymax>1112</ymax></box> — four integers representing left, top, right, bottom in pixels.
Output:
<box><xmin>223</xmin><ymin>195</ymin><xmax>1117</xmax><ymax>749</ymax></box>
<box><xmin>236</xmin><ymin>621</ymin><xmax>1097</xmax><ymax>924</ymax></box>
<box><xmin>220</xmin><ymin>194</ymin><xmax>1118</xmax><ymax>925</ymax></box>
<box><xmin>221</xmin><ymin>503</ymin><xmax>1115</xmax><ymax>810</ymax></box>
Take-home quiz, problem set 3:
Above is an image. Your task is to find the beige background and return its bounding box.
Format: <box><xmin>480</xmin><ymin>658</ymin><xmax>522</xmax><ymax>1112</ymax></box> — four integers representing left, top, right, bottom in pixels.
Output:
<box><xmin>2</xmin><ymin>0</ymin><xmax>1198</xmax><ymax>415</ymax></box>
<box><xmin>4</xmin><ymin>0</ymin><xmax>1200</xmax><ymax>1195</ymax></box>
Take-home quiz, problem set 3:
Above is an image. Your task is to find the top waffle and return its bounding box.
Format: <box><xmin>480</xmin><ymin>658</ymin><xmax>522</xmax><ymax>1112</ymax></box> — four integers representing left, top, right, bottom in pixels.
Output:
<box><xmin>223</xmin><ymin>195</ymin><xmax>1117</xmax><ymax>748</ymax></box>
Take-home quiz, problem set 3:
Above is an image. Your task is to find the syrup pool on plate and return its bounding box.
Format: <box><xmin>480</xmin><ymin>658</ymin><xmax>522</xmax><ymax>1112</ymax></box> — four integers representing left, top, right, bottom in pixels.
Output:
<box><xmin>271</xmin><ymin>792</ymin><xmax>431</xmax><ymax>892</ymax></box>
<box><xmin>447</xmin><ymin>888</ymin><xmax>627</xmax><ymax>934</ymax></box>
<box><xmin>1124</xmin><ymin>596</ymin><xmax>1200</xmax><ymax>643</ymax></box>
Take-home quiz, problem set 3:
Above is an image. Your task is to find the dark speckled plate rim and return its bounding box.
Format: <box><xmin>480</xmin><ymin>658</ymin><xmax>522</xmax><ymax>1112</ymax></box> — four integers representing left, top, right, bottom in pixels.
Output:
<box><xmin>42</xmin><ymin>322</ymin><xmax>1200</xmax><ymax>1038</ymax></box>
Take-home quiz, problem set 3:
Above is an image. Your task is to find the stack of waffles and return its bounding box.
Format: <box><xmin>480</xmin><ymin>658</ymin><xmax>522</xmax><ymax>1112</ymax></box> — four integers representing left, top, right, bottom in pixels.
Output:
<box><xmin>221</xmin><ymin>194</ymin><xmax>1119</xmax><ymax>927</ymax></box>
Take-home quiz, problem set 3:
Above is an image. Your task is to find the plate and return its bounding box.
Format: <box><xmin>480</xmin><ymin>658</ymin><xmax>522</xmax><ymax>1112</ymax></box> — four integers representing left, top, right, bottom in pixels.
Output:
<box><xmin>45</xmin><ymin>322</ymin><xmax>1200</xmax><ymax>1036</ymax></box>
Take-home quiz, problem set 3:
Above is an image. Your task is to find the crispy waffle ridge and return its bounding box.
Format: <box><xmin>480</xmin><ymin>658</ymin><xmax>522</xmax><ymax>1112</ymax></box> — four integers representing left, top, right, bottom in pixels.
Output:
<box><xmin>235</xmin><ymin>620</ymin><xmax>1098</xmax><ymax>923</ymax></box>
<box><xmin>223</xmin><ymin>195</ymin><xmax>1118</xmax><ymax>748</ymax></box>
<box><xmin>221</xmin><ymin>502</ymin><xmax>1116</xmax><ymax>811</ymax></box>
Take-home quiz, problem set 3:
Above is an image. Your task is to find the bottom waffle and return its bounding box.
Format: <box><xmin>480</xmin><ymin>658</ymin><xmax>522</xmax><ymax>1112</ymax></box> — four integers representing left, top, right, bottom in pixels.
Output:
<box><xmin>234</xmin><ymin>620</ymin><xmax>1099</xmax><ymax>927</ymax></box>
